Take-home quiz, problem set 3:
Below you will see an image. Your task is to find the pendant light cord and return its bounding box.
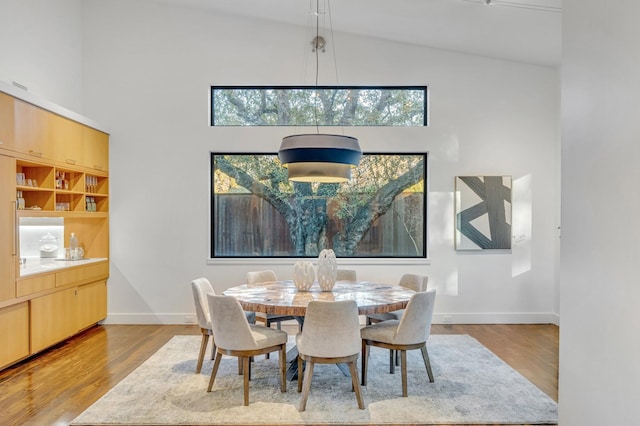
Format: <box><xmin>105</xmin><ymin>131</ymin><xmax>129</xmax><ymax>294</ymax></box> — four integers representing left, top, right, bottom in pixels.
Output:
<box><xmin>314</xmin><ymin>0</ymin><xmax>320</xmax><ymax>134</ymax></box>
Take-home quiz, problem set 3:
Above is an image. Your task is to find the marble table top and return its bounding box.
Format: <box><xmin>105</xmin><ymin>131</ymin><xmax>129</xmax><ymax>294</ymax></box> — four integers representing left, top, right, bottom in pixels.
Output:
<box><xmin>223</xmin><ymin>280</ymin><xmax>415</xmax><ymax>316</ymax></box>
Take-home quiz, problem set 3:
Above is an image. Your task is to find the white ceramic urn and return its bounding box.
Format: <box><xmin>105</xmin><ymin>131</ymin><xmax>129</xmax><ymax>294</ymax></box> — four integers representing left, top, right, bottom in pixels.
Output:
<box><xmin>293</xmin><ymin>261</ymin><xmax>315</xmax><ymax>291</ymax></box>
<box><xmin>316</xmin><ymin>249</ymin><xmax>337</xmax><ymax>291</ymax></box>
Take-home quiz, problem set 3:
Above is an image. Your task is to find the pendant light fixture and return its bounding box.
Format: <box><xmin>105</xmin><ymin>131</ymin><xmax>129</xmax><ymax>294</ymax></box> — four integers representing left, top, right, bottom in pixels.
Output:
<box><xmin>278</xmin><ymin>0</ymin><xmax>362</xmax><ymax>183</ymax></box>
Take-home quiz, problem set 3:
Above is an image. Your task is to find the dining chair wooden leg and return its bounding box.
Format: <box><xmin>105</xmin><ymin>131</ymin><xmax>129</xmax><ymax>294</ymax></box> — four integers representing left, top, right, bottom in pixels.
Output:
<box><xmin>265</xmin><ymin>319</ymin><xmax>272</xmax><ymax>359</ymax></box>
<box><xmin>279</xmin><ymin>344</ymin><xmax>287</xmax><ymax>393</ymax></box>
<box><xmin>420</xmin><ymin>344</ymin><xmax>434</xmax><ymax>382</ymax></box>
<box><xmin>297</xmin><ymin>356</ymin><xmax>303</xmax><ymax>392</ymax></box>
<box><xmin>389</xmin><ymin>349</ymin><xmax>395</xmax><ymax>374</ymax></box>
<box><xmin>348</xmin><ymin>360</ymin><xmax>365</xmax><ymax>409</ymax></box>
<box><xmin>243</xmin><ymin>356</ymin><xmax>250</xmax><ymax>406</ymax></box>
<box><xmin>238</xmin><ymin>357</ymin><xmax>243</xmax><ymax>375</ymax></box>
<box><xmin>395</xmin><ymin>349</ymin><xmax>400</xmax><ymax>366</ymax></box>
<box><xmin>207</xmin><ymin>352</ymin><xmax>223</xmax><ymax>392</ymax></box>
<box><xmin>298</xmin><ymin>360</ymin><xmax>315</xmax><ymax>411</ymax></box>
<box><xmin>196</xmin><ymin>332</ymin><xmax>209</xmax><ymax>374</ymax></box>
<box><xmin>361</xmin><ymin>340</ymin><xmax>368</xmax><ymax>386</ymax></box>
<box><xmin>401</xmin><ymin>350</ymin><xmax>408</xmax><ymax>397</ymax></box>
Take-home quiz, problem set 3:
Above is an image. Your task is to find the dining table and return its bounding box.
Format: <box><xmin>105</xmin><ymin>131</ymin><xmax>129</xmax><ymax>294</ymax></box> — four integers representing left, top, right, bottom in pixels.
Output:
<box><xmin>223</xmin><ymin>279</ymin><xmax>416</xmax><ymax>380</ymax></box>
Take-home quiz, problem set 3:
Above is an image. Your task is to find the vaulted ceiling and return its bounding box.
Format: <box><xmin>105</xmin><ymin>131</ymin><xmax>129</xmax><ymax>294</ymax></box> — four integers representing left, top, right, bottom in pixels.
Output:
<box><xmin>159</xmin><ymin>0</ymin><xmax>562</xmax><ymax>67</ymax></box>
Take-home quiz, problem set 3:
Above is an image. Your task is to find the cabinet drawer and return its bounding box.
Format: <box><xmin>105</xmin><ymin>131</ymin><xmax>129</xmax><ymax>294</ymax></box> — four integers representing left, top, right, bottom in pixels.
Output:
<box><xmin>16</xmin><ymin>274</ymin><xmax>56</xmax><ymax>297</ymax></box>
<box><xmin>56</xmin><ymin>261</ymin><xmax>109</xmax><ymax>287</ymax></box>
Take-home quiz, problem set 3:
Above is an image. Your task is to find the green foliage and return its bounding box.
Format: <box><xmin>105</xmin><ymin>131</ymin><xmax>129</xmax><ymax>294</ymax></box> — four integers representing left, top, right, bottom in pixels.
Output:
<box><xmin>212</xmin><ymin>87</ymin><xmax>426</xmax><ymax>126</ymax></box>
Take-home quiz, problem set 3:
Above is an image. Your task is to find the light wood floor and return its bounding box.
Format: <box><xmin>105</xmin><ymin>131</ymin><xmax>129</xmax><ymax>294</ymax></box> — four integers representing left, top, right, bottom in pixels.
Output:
<box><xmin>0</xmin><ymin>323</ymin><xmax>558</xmax><ymax>426</ymax></box>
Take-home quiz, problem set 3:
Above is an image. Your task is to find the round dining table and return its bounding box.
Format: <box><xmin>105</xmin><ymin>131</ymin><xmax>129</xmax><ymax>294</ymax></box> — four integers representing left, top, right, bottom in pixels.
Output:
<box><xmin>223</xmin><ymin>279</ymin><xmax>416</xmax><ymax>380</ymax></box>
<box><xmin>222</xmin><ymin>279</ymin><xmax>416</xmax><ymax>317</ymax></box>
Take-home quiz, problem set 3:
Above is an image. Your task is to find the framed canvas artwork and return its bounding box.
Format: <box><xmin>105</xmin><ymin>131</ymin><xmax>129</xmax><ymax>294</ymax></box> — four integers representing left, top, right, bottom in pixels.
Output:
<box><xmin>455</xmin><ymin>176</ymin><xmax>512</xmax><ymax>250</ymax></box>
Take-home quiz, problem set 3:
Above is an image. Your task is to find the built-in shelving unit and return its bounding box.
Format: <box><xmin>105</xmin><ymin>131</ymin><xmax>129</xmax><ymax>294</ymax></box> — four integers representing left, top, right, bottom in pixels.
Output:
<box><xmin>0</xmin><ymin>83</ymin><xmax>110</xmax><ymax>371</ymax></box>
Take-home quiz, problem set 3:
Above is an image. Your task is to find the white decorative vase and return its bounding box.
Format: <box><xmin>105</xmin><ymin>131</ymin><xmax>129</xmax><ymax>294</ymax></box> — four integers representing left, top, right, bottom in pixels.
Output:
<box><xmin>317</xmin><ymin>249</ymin><xmax>337</xmax><ymax>292</ymax></box>
<box><xmin>293</xmin><ymin>261</ymin><xmax>315</xmax><ymax>291</ymax></box>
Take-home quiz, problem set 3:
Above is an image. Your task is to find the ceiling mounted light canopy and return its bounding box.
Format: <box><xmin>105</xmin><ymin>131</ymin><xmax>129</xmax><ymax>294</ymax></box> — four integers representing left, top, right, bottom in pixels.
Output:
<box><xmin>278</xmin><ymin>0</ymin><xmax>362</xmax><ymax>183</ymax></box>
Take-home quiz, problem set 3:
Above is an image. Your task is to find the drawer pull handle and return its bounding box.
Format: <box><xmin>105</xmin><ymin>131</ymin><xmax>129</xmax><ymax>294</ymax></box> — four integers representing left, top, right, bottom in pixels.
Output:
<box><xmin>65</xmin><ymin>159</ymin><xmax>77</xmax><ymax>165</ymax></box>
<box><xmin>28</xmin><ymin>150</ymin><xmax>43</xmax><ymax>157</ymax></box>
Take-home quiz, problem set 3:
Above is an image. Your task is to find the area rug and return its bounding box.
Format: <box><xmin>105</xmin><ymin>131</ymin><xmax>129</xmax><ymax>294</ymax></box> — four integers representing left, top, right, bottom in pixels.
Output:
<box><xmin>71</xmin><ymin>334</ymin><xmax>557</xmax><ymax>425</ymax></box>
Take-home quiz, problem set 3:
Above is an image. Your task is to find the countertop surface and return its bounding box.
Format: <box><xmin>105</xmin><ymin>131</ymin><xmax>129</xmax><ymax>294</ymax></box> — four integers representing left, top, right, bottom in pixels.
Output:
<box><xmin>19</xmin><ymin>257</ymin><xmax>108</xmax><ymax>278</ymax></box>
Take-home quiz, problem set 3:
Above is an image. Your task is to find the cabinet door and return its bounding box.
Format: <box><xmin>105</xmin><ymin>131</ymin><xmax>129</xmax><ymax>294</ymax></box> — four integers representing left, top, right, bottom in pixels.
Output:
<box><xmin>0</xmin><ymin>303</ymin><xmax>29</xmax><ymax>368</ymax></box>
<box><xmin>0</xmin><ymin>155</ymin><xmax>16</xmax><ymax>302</ymax></box>
<box><xmin>0</xmin><ymin>92</ymin><xmax>16</xmax><ymax>151</ymax></box>
<box><xmin>30</xmin><ymin>287</ymin><xmax>78</xmax><ymax>353</ymax></box>
<box><xmin>77</xmin><ymin>280</ymin><xmax>107</xmax><ymax>331</ymax></box>
<box><xmin>83</xmin><ymin>127</ymin><xmax>109</xmax><ymax>172</ymax></box>
<box><xmin>51</xmin><ymin>114</ymin><xmax>84</xmax><ymax>166</ymax></box>
<box><xmin>14</xmin><ymin>100</ymin><xmax>52</xmax><ymax>159</ymax></box>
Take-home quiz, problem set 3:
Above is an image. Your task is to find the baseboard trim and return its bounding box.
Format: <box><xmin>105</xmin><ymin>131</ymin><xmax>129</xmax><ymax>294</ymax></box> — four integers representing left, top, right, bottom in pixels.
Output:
<box><xmin>433</xmin><ymin>312</ymin><xmax>560</xmax><ymax>326</ymax></box>
<box><xmin>103</xmin><ymin>312</ymin><xmax>560</xmax><ymax>326</ymax></box>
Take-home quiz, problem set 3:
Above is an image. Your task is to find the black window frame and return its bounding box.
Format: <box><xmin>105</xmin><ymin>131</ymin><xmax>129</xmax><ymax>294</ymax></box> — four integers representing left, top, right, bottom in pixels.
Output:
<box><xmin>210</xmin><ymin>152</ymin><xmax>428</xmax><ymax>259</ymax></box>
<box><xmin>210</xmin><ymin>85</ymin><xmax>428</xmax><ymax>127</ymax></box>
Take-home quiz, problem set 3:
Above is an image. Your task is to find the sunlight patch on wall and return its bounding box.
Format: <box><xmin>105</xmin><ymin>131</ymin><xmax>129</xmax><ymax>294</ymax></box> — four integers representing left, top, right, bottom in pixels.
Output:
<box><xmin>445</xmin><ymin>269</ymin><xmax>459</xmax><ymax>296</ymax></box>
<box><xmin>512</xmin><ymin>174</ymin><xmax>532</xmax><ymax>278</ymax></box>
<box><xmin>429</xmin><ymin>191</ymin><xmax>454</xmax><ymax>246</ymax></box>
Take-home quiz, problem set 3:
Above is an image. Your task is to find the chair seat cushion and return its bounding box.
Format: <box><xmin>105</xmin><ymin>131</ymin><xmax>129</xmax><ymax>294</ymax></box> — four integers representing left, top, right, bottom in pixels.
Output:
<box><xmin>360</xmin><ymin>320</ymin><xmax>400</xmax><ymax>344</ymax></box>
<box><xmin>361</xmin><ymin>318</ymin><xmax>428</xmax><ymax>346</ymax></box>
<box><xmin>249</xmin><ymin>325</ymin><xmax>288</xmax><ymax>348</ymax></box>
<box><xmin>367</xmin><ymin>309</ymin><xmax>404</xmax><ymax>322</ymax></box>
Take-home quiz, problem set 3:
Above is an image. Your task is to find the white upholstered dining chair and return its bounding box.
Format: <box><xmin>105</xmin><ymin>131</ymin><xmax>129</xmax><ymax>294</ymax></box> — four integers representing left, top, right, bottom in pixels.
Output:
<box><xmin>336</xmin><ymin>269</ymin><xmax>357</xmax><ymax>281</ymax></box>
<box><xmin>360</xmin><ymin>289</ymin><xmax>437</xmax><ymax>397</ymax></box>
<box><xmin>366</xmin><ymin>273</ymin><xmax>428</xmax><ymax>325</ymax></box>
<box><xmin>246</xmin><ymin>270</ymin><xmax>296</xmax><ymax>330</ymax></box>
<box><xmin>365</xmin><ymin>273</ymin><xmax>429</xmax><ymax>370</ymax></box>
<box><xmin>190</xmin><ymin>277</ymin><xmax>255</xmax><ymax>374</ymax></box>
<box><xmin>296</xmin><ymin>300</ymin><xmax>365</xmax><ymax>411</ymax></box>
<box><xmin>206</xmin><ymin>294</ymin><xmax>287</xmax><ymax>406</ymax></box>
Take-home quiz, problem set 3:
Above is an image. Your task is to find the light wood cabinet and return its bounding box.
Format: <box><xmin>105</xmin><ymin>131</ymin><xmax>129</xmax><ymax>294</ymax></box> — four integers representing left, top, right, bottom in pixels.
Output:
<box><xmin>51</xmin><ymin>114</ymin><xmax>84</xmax><ymax>166</ymax></box>
<box><xmin>56</xmin><ymin>261</ymin><xmax>109</xmax><ymax>288</ymax></box>
<box><xmin>30</xmin><ymin>287</ymin><xmax>78</xmax><ymax>353</ymax></box>
<box><xmin>30</xmin><ymin>280</ymin><xmax>108</xmax><ymax>353</ymax></box>
<box><xmin>0</xmin><ymin>92</ymin><xmax>16</xmax><ymax>151</ymax></box>
<box><xmin>83</xmin><ymin>127</ymin><xmax>109</xmax><ymax>172</ymax></box>
<box><xmin>16</xmin><ymin>274</ymin><xmax>56</xmax><ymax>298</ymax></box>
<box><xmin>14</xmin><ymin>99</ymin><xmax>53</xmax><ymax>160</ymax></box>
<box><xmin>0</xmin><ymin>303</ymin><xmax>29</xmax><ymax>369</ymax></box>
<box><xmin>0</xmin><ymin>89</ymin><xmax>109</xmax><ymax>370</ymax></box>
<box><xmin>77</xmin><ymin>280</ymin><xmax>107</xmax><ymax>331</ymax></box>
<box><xmin>0</xmin><ymin>155</ymin><xmax>16</xmax><ymax>302</ymax></box>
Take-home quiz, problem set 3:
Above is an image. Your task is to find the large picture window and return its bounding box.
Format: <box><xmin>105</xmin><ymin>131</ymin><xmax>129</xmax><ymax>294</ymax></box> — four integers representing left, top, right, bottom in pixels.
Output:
<box><xmin>211</xmin><ymin>153</ymin><xmax>427</xmax><ymax>258</ymax></box>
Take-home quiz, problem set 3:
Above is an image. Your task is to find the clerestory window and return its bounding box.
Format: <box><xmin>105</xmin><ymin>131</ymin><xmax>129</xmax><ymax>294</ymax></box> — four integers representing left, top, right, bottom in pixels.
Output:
<box><xmin>211</xmin><ymin>86</ymin><xmax>427</xmax><ymax>126</ymax></box>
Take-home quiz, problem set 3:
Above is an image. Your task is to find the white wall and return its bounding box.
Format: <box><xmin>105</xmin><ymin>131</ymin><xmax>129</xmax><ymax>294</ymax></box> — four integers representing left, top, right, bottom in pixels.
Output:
<box><xmin>1</xmin><ymin>0</ymin><xmax>561</xmax><ymax>325</ymax></box>
<box><xmin>79</xmin><ymin>0</ymin><xmax>560</xmax><ymax>325</ymax></box>
<box><xmin>0</xmin><ymin>0</ymin><xmax>84</xmax><ymax>113</ymax></box>
<box><xmin>560</xmin><ymin>1</ymin><xmax>640</xmax><ymax>424</ymax></box>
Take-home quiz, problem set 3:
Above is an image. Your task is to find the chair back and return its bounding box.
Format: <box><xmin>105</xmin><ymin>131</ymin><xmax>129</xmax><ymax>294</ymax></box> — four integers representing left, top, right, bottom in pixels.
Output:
<box><xmin>398</xmin><ymin>273</ymin><xmax>428</xmax><ymax>292</ymax></box>
<box><xmin>191</xmin><ymin>278</ymin><xmax>214</xmax><ymax>329</ymax></box>
<box><xmin>336</xmin><ymin>269</ymin><xmax>357</xmax><ymax>281</ymax></box>
<box><xmin>298</xmin><ymin>300</ymin><xmax>360</xmax><ymax>358</ymax></box>
<box><xmin>247</xmin><ymin>270</ymin><xmax>278</xmax><ymax>285</ymax></box>
<box><xmin>207</xmin><ymin>294</ymin><xmax>257</xmax><ymax>350</ymax></box>
<box><xmin>394</xmin><ymin>289</ymin><xmax>436</xmax><ymax>344</ymax></box>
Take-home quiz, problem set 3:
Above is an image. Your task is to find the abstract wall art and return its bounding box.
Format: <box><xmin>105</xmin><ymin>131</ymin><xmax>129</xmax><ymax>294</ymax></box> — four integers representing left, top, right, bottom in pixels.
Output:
<box><xmin>455</xmin><ymin>176</ymin><xmax>512</xmax><ymax>250</ymax></box>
